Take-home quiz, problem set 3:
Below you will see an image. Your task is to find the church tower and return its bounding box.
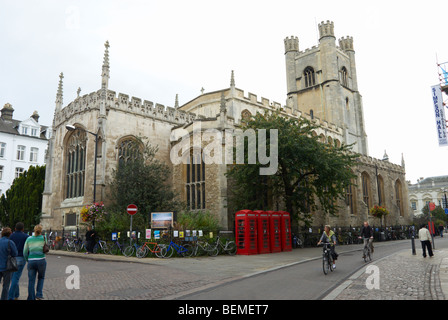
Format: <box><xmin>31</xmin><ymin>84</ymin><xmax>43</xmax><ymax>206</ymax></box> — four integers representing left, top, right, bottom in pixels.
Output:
<box><xmin>284</xmin><ymin>21</ymin><xmax>368</xmax><ymax>155</ymax></box>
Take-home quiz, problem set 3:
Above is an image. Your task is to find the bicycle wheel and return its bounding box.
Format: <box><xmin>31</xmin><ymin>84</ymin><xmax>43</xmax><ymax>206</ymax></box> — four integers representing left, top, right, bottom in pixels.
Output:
<box><xmin>323</xmin><ymin>253</ymin><xmax>330</xmax><ymax>275</ymax></box>
<box><xmin>66</xmin><ymin>242</ymin><xmax>74</xmax><ymax>252</ymax></box>
<box><xmin>363</xmin><ymin>247</ymin><xmax>368</xmax><ymax>262</ymax></box>
<box><xmin>102</xmin><ymin>243</ymin><xmax>110</xmax><ymax>255</ymax></box>
<box><xmin>205</xmin><ymin>243</ymin><xmax>219</xmax><ymax>257</ymax></box>
<box><xmin>181</xmin><ymin>244</ymin><xmax>194</xmax><ymax>257</ymax></box>
<box><xmin>160</xmin><ymin>245</ymin><xmax>174</xmax><ymax>258</ymax></box>
<box><xmin>123</xmin><ymin>245</ymin><xmax>135</xmax><ymax>257</ymax></box>
<box><xmin>153</xmin><ymin>245</ymin><xmax>163</xmax><ymax>258</ymax></box>
<box><xmin>108</xmin><ymin>243</ymin><xmax>116</xmax><ymax>255</ymax></box>
<box><xmin>136</xmin><ymin>246</ymin><xmax>149</xmax><ymax>258</ymax></box>
<box><xmin>225</xmin><ymin>242</ymin><xmax>237</xmax><ymax>255</ymax></box>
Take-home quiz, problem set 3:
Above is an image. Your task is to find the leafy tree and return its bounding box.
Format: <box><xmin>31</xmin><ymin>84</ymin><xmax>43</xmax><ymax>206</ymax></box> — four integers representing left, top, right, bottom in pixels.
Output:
<box><xmin>226</xmin><ymin>111</ymin><xmax>359</xmax><ymax>226</ymax></box>
<box><xmin>102</xmin><ymin>139</ymin><xmax>184</xmax><ymax>233</ymax></box>
<box><xmin>417</xmin><ymin>205</ymin><xmax>448</xmax><ymax>227</ymax></box>
<box><xmin>0</xmin><ymin>165</ymin><xmax>45</xmax><ymax>230</ymax></box>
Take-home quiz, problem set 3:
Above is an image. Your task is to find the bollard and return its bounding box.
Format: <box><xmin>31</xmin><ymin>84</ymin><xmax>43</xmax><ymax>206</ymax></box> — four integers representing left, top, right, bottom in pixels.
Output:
<box><xmin>411</xmin><ymin>235</ymin><xmax>416</xmax><ymax>255</ymax></box>
<box><xmin>410</xmin><ymin>226</ymin><xmax>416</xmax><ymax>255</ymax></box>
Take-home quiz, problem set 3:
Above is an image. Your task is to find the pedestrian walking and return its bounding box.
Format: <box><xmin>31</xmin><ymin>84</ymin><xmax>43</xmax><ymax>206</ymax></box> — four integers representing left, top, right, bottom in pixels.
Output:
<box><xmin>0</xmin><ymin>227</ymin><xmax>18</xmax><ymax>300</ymax></box>
<box><xmin>418</xmin><ymin>224</ymin><xmax>434</xmax><ymax>258</ymax></box>
<box><xmin>23</xmin><ymin>224</ymin><xmax>47</xmax><ymax>300</ymax></box>
<box><xmin>8</xmin><ymin>222</ymin><xmax>29</xmax><ymax>300</ymax></box>
<box><xmin>85</xmin><ymin>225</ymin><xmax>96</xmax><ymax>254</ymax></box>
<box><xmin>439</xmin><ymin>224</ymin><xmax>444</xmax><ymax>238</ymax></box>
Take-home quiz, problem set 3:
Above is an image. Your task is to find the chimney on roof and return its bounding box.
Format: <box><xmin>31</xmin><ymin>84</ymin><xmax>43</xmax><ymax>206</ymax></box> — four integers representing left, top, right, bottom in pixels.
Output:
<box><xmin>31</xmin><ymin>111</ymin><xmax>39</xmax><ymax>122</ymax></box>
<box><xmin>1</xmin><ymin>103</ymin><xmax>14</xmax><ymax>121</ymax></box>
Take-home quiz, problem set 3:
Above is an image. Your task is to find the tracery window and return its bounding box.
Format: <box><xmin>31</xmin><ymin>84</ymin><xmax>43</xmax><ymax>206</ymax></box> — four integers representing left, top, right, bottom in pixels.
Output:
<box><xmin>304</xmin><ymin>67</ymin><xmax>316</xmax><ymax>88</ymax></box>
<box><xmin>65</xmin><ymin>130</ymin><xmax>86</xmax><ymax>199</ymax></box>
<box><xmin>395</xmin><ymin>179</ymin><xmax>403</xmax><ymax>216</ymax></box>
<box><xmin>118</xmin><ymin>138</ymin><xmax>141</xmax><ymax>166</ymax></box>
<box><xmin>345</xmin><ymin>180</ymin><xmax>357</xmax><ymax>215</ymax></box>
<box><xmin>185</xmin><ymin>150</ymin><xmax>205</xmax><ymax>210</ymax></box>
<box><xmin>362</xmin><ymin>172</ymin><xmax>372</xmax><ymax>209</ymax></box>
<box><xmin>241</xmin><ymin>109</ymin><xmax>252</xmax><ymax>121</ymax></box>
<box><xmin>377</xmin><ymin>175</ymin><xmax>385</xmax><ymax>207</ymax></box>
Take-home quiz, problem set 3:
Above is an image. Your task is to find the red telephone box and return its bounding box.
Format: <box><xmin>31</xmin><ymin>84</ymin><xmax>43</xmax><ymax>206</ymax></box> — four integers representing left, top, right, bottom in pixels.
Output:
<box><xmin>253</xmin><ymin>210</ymin><xmax>271</xmax><ymax>254</ymax></box>
<box><xmin>277</xmin><ymin>211</ymin><xmax>292</xmax><ymax>251</ymax></box>
<box><xmin>266</xmin><ymin>211</ymin><xmax>281</xmax><ymax>253</ymax></box>
<box><xmin>235</xmin><ymin>210</ymin><xmax>258</xmax><ymax>255</ymax></box>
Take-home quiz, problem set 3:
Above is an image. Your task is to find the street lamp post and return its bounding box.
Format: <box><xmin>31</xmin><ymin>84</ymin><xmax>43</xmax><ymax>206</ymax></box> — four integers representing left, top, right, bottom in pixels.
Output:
<box><xmin>66</xmin><ymin>125</ymin><xmax>99</xmax><ymax>228</ymax></box>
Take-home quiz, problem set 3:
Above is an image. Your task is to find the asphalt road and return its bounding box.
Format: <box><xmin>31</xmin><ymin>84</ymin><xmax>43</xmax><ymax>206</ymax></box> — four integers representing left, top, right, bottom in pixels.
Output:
<box><xmin>179</xmin><ymin>239</ymin><xmax>447</xmax><ymax>300</ymax></box>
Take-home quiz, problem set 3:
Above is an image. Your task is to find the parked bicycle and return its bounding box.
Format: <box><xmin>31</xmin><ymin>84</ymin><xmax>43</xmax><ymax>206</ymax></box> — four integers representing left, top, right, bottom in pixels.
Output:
<box><xmin>190</xmin><ymin>240</ymin><xmax>218</xmax><ymax>257</ymax></box>
<box><xmin>135</xmin><ymin>242</ymin><xmax>163</xmax><ymax>258</ymax></box>
<box><xmin>123</xmin><ymin>241</ymin><xmax>141</xmax><ymax>257</ymax></box>
<box><xmin>93</xmin><ymin>238</ymin><xmax>110</xmax><ymax>254</ymax></box>
<box><xmin>64</xmin><ymin>237</ymin><xmax>80</xmax><ymax>252</ymax></box>
<box><xmin>108</xmin><ymin>240</ymin><xmax>128</xmax><ymax>256</ymax></box>
<box><xmin>159</xmin><ymin>240</ymin><xmax>193</xmax><ymax>258</ymax></box>
<box><xmin>209</xmin><ymin>236</ymin><xmax>237</xmax><ymax>256</ymax></box>
<box><xmin>74</xmin><ymin>240</ymin><xmax>88</xmax><ymax>253</ymax></box>
<box><xmin>292</xmin><ymin>233</ymin><xmax>304</xmax><ymax>249</ymax></box>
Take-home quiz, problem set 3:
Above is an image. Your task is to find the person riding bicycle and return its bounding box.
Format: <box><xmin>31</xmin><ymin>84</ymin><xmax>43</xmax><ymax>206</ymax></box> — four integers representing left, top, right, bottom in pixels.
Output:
<box><xmin>359</xmin><ymin>221</ymin><xmax>374</xmax><ymax>258</ymax></box>
<box><xmin>317</xmin><ymin>225</ymin><xmax>338</xmax><ymax>269</ymax></box>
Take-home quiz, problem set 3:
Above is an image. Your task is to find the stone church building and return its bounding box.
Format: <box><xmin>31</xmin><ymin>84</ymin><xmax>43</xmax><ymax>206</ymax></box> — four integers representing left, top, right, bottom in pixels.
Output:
<box><xmin>41</xmin><ymin>21</ymin><xmax>411</xmax><ymax>231</ymax></box>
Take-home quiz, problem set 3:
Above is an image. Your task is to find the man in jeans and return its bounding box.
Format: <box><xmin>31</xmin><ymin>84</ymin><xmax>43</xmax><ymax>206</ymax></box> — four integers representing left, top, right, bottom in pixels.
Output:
<box><xmin>8</xmin><ymin>222</ymin><xmax>29</xmax><ymax>300</ymax></box>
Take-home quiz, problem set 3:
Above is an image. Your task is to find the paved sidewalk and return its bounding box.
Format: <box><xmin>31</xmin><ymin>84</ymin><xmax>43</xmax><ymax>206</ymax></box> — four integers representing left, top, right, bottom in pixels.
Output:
<box><xmin>327</xmin><ymin>246</ymin><xmax>448</xmax><ymax>300</ymax></box>
<box><xmin>16</xmin><ymin>238</ymin><xmax>448</xmax><ymax>300</ymax></box>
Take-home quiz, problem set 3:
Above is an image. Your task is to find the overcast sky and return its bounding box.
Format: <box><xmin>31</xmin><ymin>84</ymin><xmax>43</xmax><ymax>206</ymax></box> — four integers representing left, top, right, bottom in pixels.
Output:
<box><xmin>0</xmin><ymin>0</ymin><xmax>447</xmax><ymax>184</ymax></box>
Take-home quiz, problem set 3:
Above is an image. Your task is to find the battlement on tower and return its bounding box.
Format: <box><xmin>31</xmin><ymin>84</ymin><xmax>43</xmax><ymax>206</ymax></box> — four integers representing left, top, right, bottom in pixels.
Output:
<box><xmin>54</xmin><ymin>89</ymin><xmax>198</xmax><ymax>127</ymax></box>
<box><xmin>318</xmin><ymin>20</ymin><xmax>335</xmax><ymax>39</ymax></box>
<box><xmin>338</xmin><ymin>36</ymin><xmax>354</xmax><ymax>52</ymax></box>
<box><xmin>284</xmin><ymin>36</ymin><xmax>299</xmax><ymax>53</ymax></box>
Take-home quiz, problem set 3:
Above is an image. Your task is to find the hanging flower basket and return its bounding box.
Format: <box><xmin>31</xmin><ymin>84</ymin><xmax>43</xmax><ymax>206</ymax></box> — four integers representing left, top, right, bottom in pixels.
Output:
<box><xmin>80</xmin><ymin>202</ymin><xmax>108</xmax><ymax>223</ymax></box>
<box><xmin>369</xmin><ymin>205</ymin><xmax>389</xmax><ymax>219</ymax></box>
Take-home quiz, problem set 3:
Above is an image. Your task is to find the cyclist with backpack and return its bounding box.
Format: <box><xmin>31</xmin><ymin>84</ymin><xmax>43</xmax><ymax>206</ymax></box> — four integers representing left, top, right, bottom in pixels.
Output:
<box><xmin>317</xmin><ymin>225</ymin><xmax>338</xmax><ymax>270</ymax></box>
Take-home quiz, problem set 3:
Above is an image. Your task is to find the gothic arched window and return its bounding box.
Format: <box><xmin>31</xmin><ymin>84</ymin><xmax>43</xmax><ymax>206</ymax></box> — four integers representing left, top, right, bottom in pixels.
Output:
<box><xmin>304</xmin><ymin>67</ymin><xmax>316</xmax><ymax>88</ymax></box>
<box><xmin>341</xmin><ymin>67</ymin><xmax>348</xmax><ymax>87</ymax></box>
<box><xmin>185</xmin><ymin>150</ymin><xmax>205</xmax><ymax>210</ymax></box>
<box><xmin>395</xmin><ymin>179</ymin><xmax>403</xmax><ymax>216</ymax></box>
<box><xmin>118</xmin><ymin>137</ymin><xmax>142</xmax><ymax>167</ymax></box>
<box><xmin>362</xmin><ymin>172</ymin><xmax>372</xmax><ymax>209</ymax></box>
<box><xmin>241</xmin><ymin>109</ymin><xmax>252</xmax><ymax>121</ymax></box>
<box><xmin>65</xmin><ymin>130</ymin><xmax>87</xmax><ymax>199</ymax></box>
<box><xmin>378</xmin><ymin>175</ymin><xmax>385</xmax><ymax>207</ymax></box>
<box><xmin>345</xmin><ymin>178</ymin><xmax>357</xmax><ymax>215</ymax></box>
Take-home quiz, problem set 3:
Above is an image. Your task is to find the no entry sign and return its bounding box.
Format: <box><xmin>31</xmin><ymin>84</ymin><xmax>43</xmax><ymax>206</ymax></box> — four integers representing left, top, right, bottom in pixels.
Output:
<box><xmin>127</xmin><ymin>204</ymin><xmax>138</xmax><ymax>215</ymax></box>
